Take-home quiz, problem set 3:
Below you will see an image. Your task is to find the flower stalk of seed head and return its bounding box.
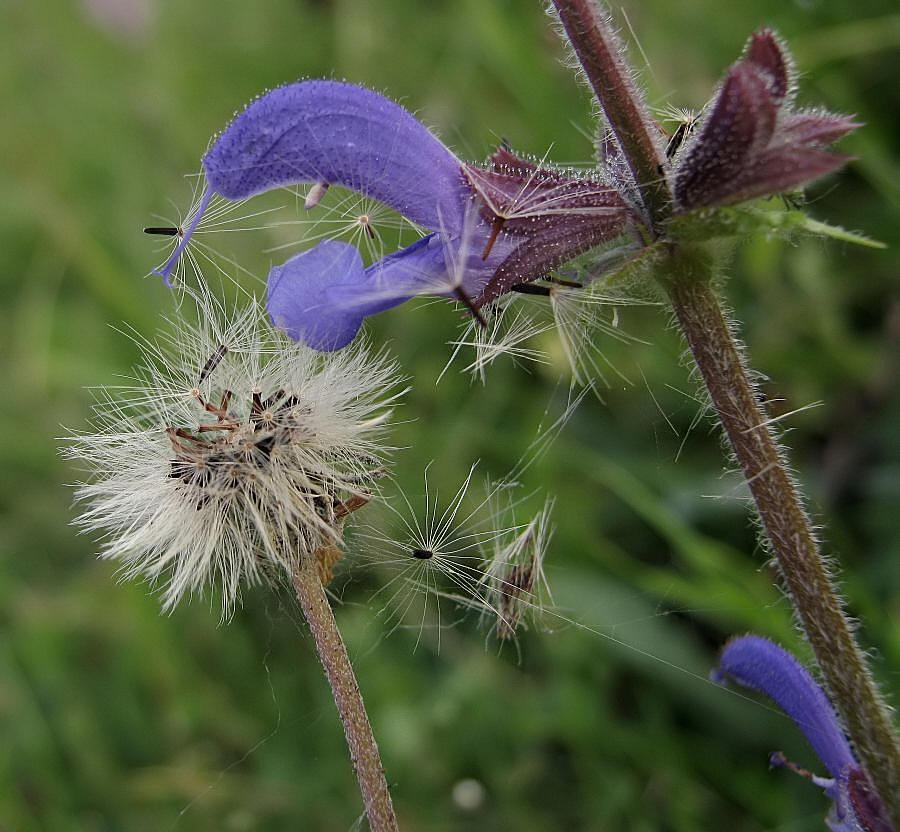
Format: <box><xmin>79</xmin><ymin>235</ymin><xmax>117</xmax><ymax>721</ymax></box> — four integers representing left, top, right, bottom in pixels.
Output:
<box><xmin>292</xmin><ymin>548</ymin><xmax>398</xmax><ymax>832</ymax></box>
<box><xmin>65</xmin><ymin>294</ymin><xmax>402</xmax><ymax>830</ymax></box>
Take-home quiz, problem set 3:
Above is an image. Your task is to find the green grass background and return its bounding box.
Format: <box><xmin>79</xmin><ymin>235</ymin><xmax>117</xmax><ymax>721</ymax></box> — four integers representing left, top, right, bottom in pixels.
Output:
<box><xmin>1</xmin><ymin>0</ymin><xmax>898</xmax><ymax>829</ymax></box>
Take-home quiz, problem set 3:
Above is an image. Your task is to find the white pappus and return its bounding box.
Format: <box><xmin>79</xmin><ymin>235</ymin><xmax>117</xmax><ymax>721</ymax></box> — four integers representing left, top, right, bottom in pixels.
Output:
<box><xmin>64</xmin><ymin>293</ymin><xmax>403</xmax><ymax>614</ymax></box>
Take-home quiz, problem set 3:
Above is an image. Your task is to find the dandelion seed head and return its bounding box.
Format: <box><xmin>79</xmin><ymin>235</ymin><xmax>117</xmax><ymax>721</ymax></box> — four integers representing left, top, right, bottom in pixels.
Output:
<box><xmin>65</xmin><ymin>293</ymin><xmax>401</xmax><ymax>615</ymax></box>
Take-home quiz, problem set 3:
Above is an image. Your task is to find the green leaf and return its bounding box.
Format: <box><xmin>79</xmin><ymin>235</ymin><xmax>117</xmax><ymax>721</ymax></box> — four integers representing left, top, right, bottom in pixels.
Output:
<box><xmin>798</xmin><ymin>215</ymin><xmax>886</xmax><ymax>249</ymax></box>
<box><xmin>667</xmin><ymin>203</ymin><xmax>886</xmax><ymax>249</ymax></box>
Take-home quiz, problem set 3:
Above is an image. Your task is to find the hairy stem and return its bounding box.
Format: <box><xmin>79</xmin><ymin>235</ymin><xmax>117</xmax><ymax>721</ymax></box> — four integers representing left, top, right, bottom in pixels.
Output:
<box><xmin>661</xmin><ymin>246</ymin><xmax>900</xmax><ymax>824</ymax></box>
<box><xmin>551</xmin><ymin>0</ymin><xmax>669</xmax><ymax>225</ymax></box>
<box><xmin>293</xmin><ymin>552</ymin><xmax>399</xmax><ymax>832</ymax></box>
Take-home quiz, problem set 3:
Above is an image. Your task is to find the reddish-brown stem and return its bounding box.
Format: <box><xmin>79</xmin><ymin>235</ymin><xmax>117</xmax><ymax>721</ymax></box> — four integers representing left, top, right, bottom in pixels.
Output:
<box><xmin>293</xmin><ymin>552</ymin><xmax>399</xmax><ymax>832</ymax></box>
<box><xmin>551</xmin><ymin>0</ymin><xmax>670</xmax><ymax>225</ymax></box>
<box><xmin>662</xmin><ymin>249</ymin><xmax>900</xmax><ymax>825</ymax></box>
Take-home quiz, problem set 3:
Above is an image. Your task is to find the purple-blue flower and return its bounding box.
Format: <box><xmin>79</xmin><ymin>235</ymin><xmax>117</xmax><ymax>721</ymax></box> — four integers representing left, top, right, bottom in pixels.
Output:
<box><xmin>713</xmin><ymin>635</ymin><xmax>892</xmax><ymax>832</ymax></box>
<box><xmin>673</xmin><ymin>30</ymin><xmax>858</xmax><ymax>211</ymax></box>
<box><xmin>152</xmin><ymin>31</ymin><xmax>860</xmax><ymax>354</ymax></box>
<box><xmin>156</xmin><ymin>80</ymin><xmax>634</xmax><ymax>350</ymax></box>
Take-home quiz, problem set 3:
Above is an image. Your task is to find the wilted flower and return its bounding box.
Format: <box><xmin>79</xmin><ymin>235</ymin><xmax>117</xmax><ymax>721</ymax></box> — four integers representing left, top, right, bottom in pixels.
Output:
<box><xmin>64</xmin><ymin>293</ymin><xmax>401</xmax><ymax>613</ymax></box>
<box><xmin>672</xmin><ymin>30</ymin><xmax>858</xmax><ymax>211</ymax></box>
<box><xmin>713</xmin><ymin>635</ymin><xmax>892</xmax><ymax>832</ymax></box>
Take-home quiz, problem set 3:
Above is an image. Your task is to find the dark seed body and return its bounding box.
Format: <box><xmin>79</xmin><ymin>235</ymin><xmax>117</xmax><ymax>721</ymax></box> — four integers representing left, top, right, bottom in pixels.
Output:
<box><xmin>411</xmin><ymin>548</ymin><xmax>434</xmax><ymax>560</ymax></box>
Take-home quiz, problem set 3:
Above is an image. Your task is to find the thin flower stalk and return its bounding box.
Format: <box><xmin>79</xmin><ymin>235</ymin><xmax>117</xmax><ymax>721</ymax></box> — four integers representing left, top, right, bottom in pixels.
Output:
<box><xmin>65</xmin><ymin>292</ymin><xmax>402</xmax><ymax>829</ymax></box>
<box><xmin>292</xmin><ymin>548</ymin><xmax>399</xmax><ymax>832</ymax></box>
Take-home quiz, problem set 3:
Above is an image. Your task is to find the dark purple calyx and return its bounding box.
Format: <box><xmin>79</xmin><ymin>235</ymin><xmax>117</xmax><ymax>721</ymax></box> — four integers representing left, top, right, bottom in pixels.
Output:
<box><xmin>744</xmin><ymin>28</ymin><xmax>791</xmax><ymax>103</ymax></box>
<box><xmin>846</xmin><ymin>769</ymin><xmax>895</xmax><ymax>832</ymax></box>
<box><xmin>673</xmin><ymin>30</ymin><xmax>858</xmax><ymax>212</ymax></box>
<box><xmin>461</xmin><ymin>147</ymin><xmax>634</xmax><ymax>306</ymax></box>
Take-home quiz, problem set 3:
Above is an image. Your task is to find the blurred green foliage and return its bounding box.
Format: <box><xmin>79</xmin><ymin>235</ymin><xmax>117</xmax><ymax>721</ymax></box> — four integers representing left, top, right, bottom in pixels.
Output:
<box><xmin>1</xmin><ymin>0</ymin><xmax>898</xmax><ymax>829</ymax></box>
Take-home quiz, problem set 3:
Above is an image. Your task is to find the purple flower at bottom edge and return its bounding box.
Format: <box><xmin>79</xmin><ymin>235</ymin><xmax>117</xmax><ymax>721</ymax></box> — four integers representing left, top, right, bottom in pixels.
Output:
<box><xmin>156</xmin><ymin>80</ymin><xmax>634</xmax><ymax>350</ymax></box>
<box><xmin>673</xmin><ymin>30</ymin><xmax>858</xmax><ymax>211</ymax></box>
<box><xmin>713</xmin><ymin>635</ymin><xmax>893</xmax><ymax>832</ymax></box>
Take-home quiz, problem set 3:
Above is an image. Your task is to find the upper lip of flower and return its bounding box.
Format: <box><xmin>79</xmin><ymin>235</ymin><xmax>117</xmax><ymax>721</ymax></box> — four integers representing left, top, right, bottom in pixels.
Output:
<box><xmin>713</xmin><ymin>635</ymin><xmax>892</xmax><ymax>832</ymax></box>
<box><xmin>672</xmin><ymin>29</ymin><xmax>858</xmax><ymax>211</ymax></box>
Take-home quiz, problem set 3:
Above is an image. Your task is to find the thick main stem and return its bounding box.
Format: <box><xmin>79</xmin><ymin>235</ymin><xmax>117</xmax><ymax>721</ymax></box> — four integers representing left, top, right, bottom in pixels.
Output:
<box><xmin>551</xmin><ymin>0</ymin><xmax>669</xmax><ymax>226</ymax></box>
<box><xmin>293</xmin><ymin>552</ymin><xmax>399</xmax><ymax>832</ymax></box>
<box><xmin>662</xmin><ymin>252</ymin><xmax>900</xmax><ymax>825</ymax></box>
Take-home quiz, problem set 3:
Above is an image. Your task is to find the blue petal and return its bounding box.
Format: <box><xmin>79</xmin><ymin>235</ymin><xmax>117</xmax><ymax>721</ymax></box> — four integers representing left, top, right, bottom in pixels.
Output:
<box><xmin>268</xmin><ymin>235</ymin><xmax>454</xmax><ymax>351</ymax></box>
<box><xmin>713</xmin><ymin>635</ymin><xmax>857</xmax><ymax>779</ymax></box>
<box><xmin>267</xmin><ymin>241</ymin><xmax>370</xmax><ymax>351</ymax></box>
<box><xmin>267</xmin><ymin>219</ymin><xmax>519</xmax><ymax>350</ymax></box>
<box><xmin>203</xmin><ymin>80</ymin><xmax>468</xmax><ymax>233</ymax></box>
